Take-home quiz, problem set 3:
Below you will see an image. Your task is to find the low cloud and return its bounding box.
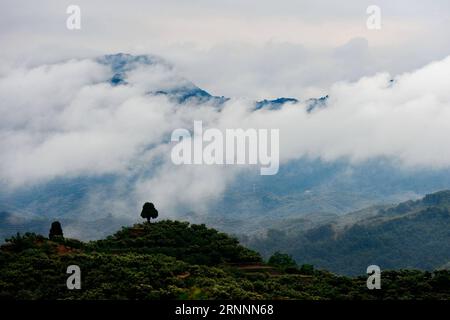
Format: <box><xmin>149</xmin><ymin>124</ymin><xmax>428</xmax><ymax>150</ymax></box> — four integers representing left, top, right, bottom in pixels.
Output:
<box><xmin>1</xmin><ymin>54</ymin><xmax>450</xmax><ymax>217</ymax></box>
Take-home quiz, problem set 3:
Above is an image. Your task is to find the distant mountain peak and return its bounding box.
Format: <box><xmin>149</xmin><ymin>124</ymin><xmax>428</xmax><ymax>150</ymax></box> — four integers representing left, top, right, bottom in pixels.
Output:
<box><xmin>97</xmin><ymin>53</ymin><xmax>228</xmax><ymax>105</ymax></box>
<box><xmin>97</xmin><ymin>53</ymin><xmax>162</xmax><ymax>86</ymax></box>
<box><xmin>255</xmin><ymin>95</ymin><xmax>329</xmax><ymax>112</ymax></box>
<box><xmin>98</xmin><ymin>53</ymin><xmax>329</xmax><ymax>109</ymax></box>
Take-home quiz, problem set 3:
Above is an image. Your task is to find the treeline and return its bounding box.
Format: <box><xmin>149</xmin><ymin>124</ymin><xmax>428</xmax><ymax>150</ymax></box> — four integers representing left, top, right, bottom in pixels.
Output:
<box><xmin>0</xmin><ymin>220</ymin><xmax>449</xmax><ymax>300</ymax></box>
<box><xmin>246</xmin><ymin>194</ymin><xmax>450</xmax><ymax>275</ymax></box>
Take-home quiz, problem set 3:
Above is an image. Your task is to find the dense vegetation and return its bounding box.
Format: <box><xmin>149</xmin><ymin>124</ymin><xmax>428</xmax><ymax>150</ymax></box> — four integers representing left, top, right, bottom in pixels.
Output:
<box><xmin>246</xmin><ymin>191</ymin><xmax>450</xmax><ymax>275</ymax></box>
<box><xmin>91</xmin><ymin>220</ymin><xmax>261</xmax><ymax>265</ymax></box>
<box><xmin>1</xmin><ymin>220</ymin><xmax>449</xmax><ymax>300</ymax></box>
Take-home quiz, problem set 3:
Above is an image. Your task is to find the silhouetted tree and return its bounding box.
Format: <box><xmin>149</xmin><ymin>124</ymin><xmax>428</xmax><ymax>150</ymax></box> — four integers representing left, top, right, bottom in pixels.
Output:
<box><xmin>49</xmin><ymin>221</ymin><xmax>63</xmax><ymax>239</ymax></box>
<box><xmin>141</xmin><ymin>202</ymin><xmax>158</xmax><ymax>223</ymax></box>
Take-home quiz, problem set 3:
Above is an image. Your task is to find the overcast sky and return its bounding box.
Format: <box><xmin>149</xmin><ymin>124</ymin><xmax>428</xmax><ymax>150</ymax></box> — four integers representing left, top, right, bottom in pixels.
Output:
<box><xmin>1</xmin><ymin>0</ymin><xmax>450</xmax><ymax>98</ymax></box>
<box><xmin>1</xmin><ymin>1</ymin><xmax>450</xmax><ymax>222</ymax></box>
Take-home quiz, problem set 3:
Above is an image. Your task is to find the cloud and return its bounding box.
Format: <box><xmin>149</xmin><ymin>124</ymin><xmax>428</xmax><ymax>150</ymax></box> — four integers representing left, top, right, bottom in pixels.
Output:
<box><xmin>1</xmin><ymin>1</ymin><xmax>450</xmax><ymax>98</ymax></box>
<box><xmin>1</xmin><ymin>54</ymin><xmax>450</xmax><ymax>219</ymax></box>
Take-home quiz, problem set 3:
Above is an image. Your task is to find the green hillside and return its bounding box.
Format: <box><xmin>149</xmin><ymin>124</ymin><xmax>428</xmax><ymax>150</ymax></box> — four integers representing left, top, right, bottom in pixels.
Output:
<box><xmin>1</xmin><ymin>220</ymin><xmax>450</xmax><ymax>300</ymax></box>
<box><xmin>246</xmin><ymin>191</ymin><xmax>450</xmax><ymax>275</ymax></box>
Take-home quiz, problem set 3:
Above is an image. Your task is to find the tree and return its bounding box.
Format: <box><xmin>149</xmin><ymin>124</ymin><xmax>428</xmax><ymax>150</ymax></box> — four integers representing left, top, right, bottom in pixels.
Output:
<box><xmin>141</xmin><ymin>202</ymin><xmax>158</xmax><ymax>223</ymax></box>
<box><xmin>268</xmin><ymin>251</ymin><xmax>297</xmax><ymax>269</ymax></box>
<box><xmin>49</xmin><ymin>221</ymin><xmax>63</xmax><ymax>239</ymax></box>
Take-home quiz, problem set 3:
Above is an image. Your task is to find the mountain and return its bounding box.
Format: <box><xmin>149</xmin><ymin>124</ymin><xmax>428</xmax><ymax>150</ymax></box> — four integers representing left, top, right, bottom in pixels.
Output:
<box><xmin>196</xmin><ymin>159</ymin><xmax>450</xmax><ymax>236</ymax></box>
<box><xmin>98</xmin><ymin>53</ymin><xmax>228</xmax><ymax>105</ymax></box>
<box><xmin>254</xmin><ymin>95</ymin><xmax>328</xmax><ymax>112</ymax></box>
<box><xmin>245</xmin><ymin>190</ymin><xmax>450</xmax><ymax>275</ymax></box>
<box><xmin>3</xmin><ymin>53</ymin><xmax>450</xmax><ymax>243</ymax></box>
<box><xmin>1</xmin><ymin>219</ymin><xmax>449</xmax><ymax>300</ymax></box>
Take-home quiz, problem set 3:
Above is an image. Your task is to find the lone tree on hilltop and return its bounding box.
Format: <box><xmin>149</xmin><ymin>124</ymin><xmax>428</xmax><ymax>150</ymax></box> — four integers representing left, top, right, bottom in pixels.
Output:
<box><xmin>49</xmin><ymin>221</ymin><xmax>63</xmax><ymax>239</ymax></box>
<box><xmin>141</xmin><ymin>202</ymin><xmax>158</xmax><ymax>223</ymax></box>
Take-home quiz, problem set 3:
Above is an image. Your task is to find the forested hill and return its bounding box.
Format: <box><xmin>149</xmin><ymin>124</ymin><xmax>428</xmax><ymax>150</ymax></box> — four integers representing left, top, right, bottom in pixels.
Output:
<box><xmin>246</xmin><ymin>190</ymin><xmax>450</xmax><ymax>275</ymax></box>
<box><xmin>1</xmin><ymin>220</ymin><xmax>450</xmax><ymax>300</ymax></box>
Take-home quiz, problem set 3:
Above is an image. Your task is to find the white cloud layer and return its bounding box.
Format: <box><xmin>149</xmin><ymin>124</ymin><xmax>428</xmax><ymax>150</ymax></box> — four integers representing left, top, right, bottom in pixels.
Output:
<box><xmin>1</xmin><ymin>54</ymin><xmax>450</xmax><ymax>216</ymax></box>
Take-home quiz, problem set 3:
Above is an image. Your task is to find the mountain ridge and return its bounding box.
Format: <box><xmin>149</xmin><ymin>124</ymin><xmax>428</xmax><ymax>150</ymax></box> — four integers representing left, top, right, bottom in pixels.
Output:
<box><xmin>245</xmin><ymin>190</ymin><xmax>450</xmax><ymax>275</ymax></box>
